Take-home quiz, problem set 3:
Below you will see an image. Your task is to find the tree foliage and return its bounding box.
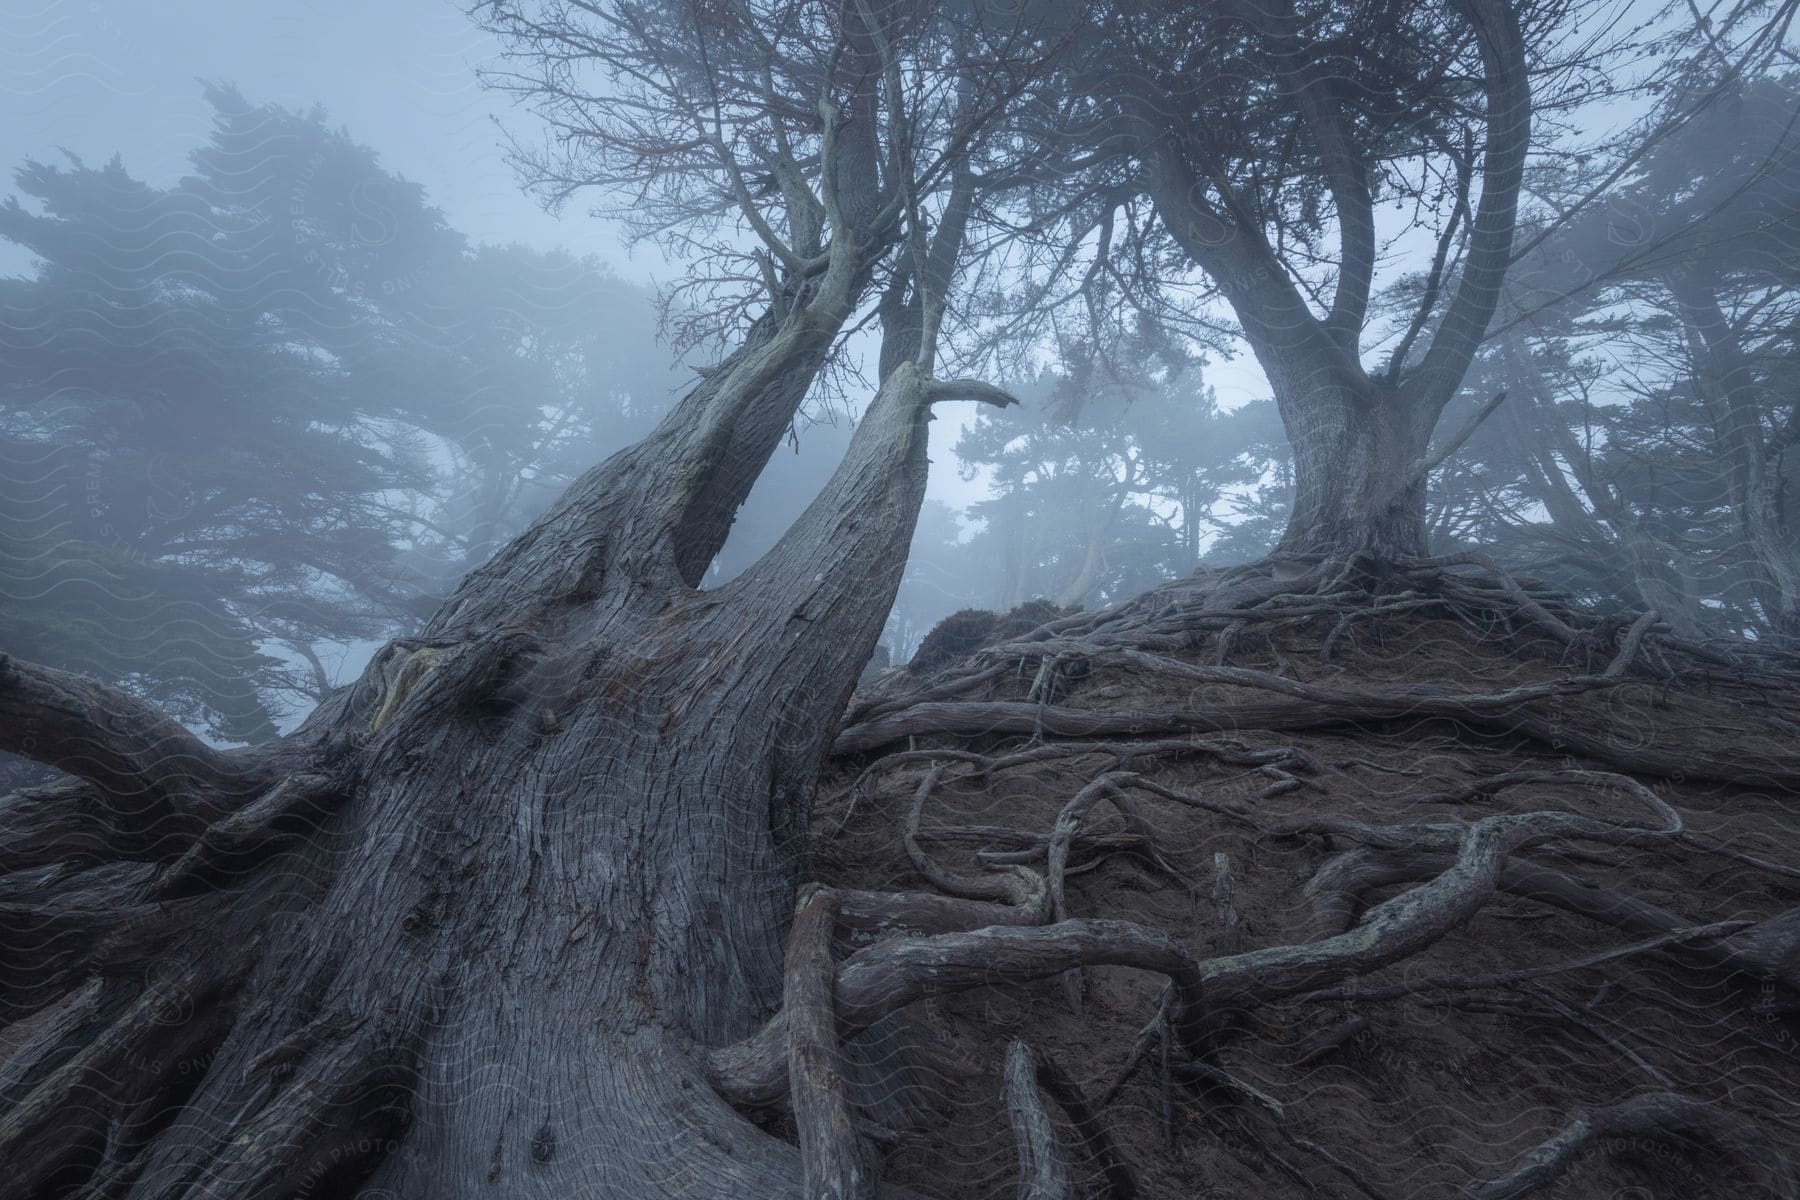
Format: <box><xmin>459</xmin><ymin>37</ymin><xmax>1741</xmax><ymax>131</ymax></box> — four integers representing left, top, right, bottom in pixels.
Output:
<box><xmin>0</xmin><ymin>88</ymin><xmax>687</xmax><ymax>741</ymax></box>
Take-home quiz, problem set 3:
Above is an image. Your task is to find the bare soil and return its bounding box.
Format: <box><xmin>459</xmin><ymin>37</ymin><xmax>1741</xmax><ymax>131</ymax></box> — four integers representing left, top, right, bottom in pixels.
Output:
<box><xmin>811</xmin><ymin>608</ymin><xmax>1800</xmax><ymax>1198</ymax></box>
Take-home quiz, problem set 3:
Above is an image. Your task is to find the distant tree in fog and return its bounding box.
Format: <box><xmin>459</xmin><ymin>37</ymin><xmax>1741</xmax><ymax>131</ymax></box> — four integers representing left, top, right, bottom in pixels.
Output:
<box><xmin>0</xmin><ymin>88</ymin><xmax>683</xmax><ymax>736</ymax></box>
<box><xmin>0</xmin><ymin>141</ymin><xmax>426</xmax><ymax>741</ymax></box>
<box><xmin>947</xmin><ymin>334</ymin><xmax>1289</xmax><ymax>610</ymax></box>
<box><xmin>1423</xmin><ymin>68</ymin><xmax>1800</xmax><ymax>643</ymax></box>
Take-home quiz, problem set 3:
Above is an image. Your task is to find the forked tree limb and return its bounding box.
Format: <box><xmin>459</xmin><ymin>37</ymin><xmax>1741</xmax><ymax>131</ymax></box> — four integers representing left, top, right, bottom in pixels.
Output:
<box><xmin>1469</xmin><ymin>1092</ymin><xmax>1800</xmax><ymax>1200</ymax></box>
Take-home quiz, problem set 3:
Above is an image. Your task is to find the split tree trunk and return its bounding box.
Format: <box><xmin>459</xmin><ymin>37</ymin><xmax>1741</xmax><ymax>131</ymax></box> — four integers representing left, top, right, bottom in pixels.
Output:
<box><xmin>0</xmin><ymin>232</ymin><xmax>1010</xmax><ymax>1195</ymax></box>
<box><xmin>1135</xmin><ymin>0</ymin><xmax>1529</xmax><ymax>567</ymax></box>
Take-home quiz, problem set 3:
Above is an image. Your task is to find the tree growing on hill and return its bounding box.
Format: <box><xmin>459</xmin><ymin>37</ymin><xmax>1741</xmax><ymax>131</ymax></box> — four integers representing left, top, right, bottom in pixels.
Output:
<box><xmin>0</xmin><ymin>1</ymin><xmax>1060</xmax><ymax>1193</ymax></box>
<box><xmin>979</xmin><ymin>0</ymin><xmax>1546</xmax><ymax>560</ymax></box>
<box><xmin>5</xmin><ymin>5</ymin><xmax>1800</xmax><ymax>1199</ymax></box>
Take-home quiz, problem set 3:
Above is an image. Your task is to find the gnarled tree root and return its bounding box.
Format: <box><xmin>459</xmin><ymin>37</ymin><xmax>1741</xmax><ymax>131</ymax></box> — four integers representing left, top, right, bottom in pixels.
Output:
<box><xmin>706</xmin><ymin>917</ymin><xmax>1210</xmax><ymax>1110</ymax></box>
<box><xmin>1470</xmin><ymin>1092</ymin><xmax>1800</xmax><ymax>1200</ymax></box>
<box><xmin>1003</xmin><ymin>1040</ymin><xmax>1074</xmax><ymax>1199</ymax></box>
<box><xmin>787</xmin><ymin>886</ymin><xmax>876</xmax><ymax>1200</ymax></box>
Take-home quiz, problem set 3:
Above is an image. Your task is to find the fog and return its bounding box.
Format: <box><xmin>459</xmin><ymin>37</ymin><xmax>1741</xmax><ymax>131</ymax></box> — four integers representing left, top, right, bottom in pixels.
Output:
<box><xmin>2</xmin><ymin>0</ymin><xmax>998</xmax><ymax>730</ymax></box>
<box><xmin>5</xmin><ymin>0</ymin><xmax>1799</xmax><ymax>750</ymax></box>
<box><xmin>6</xmin><ymin>4</ymin><xmax>1800</xmax><ymax>1195</ymax></box>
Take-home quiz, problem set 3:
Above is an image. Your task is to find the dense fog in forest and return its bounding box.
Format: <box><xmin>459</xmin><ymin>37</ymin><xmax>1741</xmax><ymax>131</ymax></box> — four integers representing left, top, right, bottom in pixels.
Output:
<box><xmin>10</xmin><ymin>0</ymin><xmax>1800</xmax><ymax>751</ymax></box>
<box><xmin>9</xmin><ymin>0</ymin><xmax>1799</xmax><ymax>742</ymax></box>
<box><xmin>5</xmin><ymin>2</ymin><xmax>1800</xmax><ymax>1198</ymax></box>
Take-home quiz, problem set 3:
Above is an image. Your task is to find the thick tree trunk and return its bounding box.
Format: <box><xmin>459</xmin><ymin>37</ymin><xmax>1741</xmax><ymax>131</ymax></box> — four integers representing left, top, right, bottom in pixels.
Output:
<box><xmin>0</xmin><ymin>216</ymin><xmax>1010</xmax><ymax>1195</ymax></box>
<box><xmin>1137</xmin><ymin>0</ymin><xmax>1528</xmax><ymax>568</ymax></box>
<box><xmin>1271</xmin><ymin>373</ymin><xmax>1438</xmax><ymax>561</ymax></box>
<box><xmin>1146</xmin><ymin>150</ymin><xmax>1449</xmax><ymax>564</ymax></box>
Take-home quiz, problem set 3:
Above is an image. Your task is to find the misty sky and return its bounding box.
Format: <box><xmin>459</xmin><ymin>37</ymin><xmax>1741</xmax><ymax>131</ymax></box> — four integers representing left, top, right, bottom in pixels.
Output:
<box><xmin>3</xmin><ymin>1</ymin><xmax>581</xmax><ymax>265</ymax></box>
<box><xmin>2</xmin><ymin>0</ymin><xmax>1295</xmax><ymax>515</ymax></box>
<box><xmin>2</xmin><ymin>1</ymin><xmax>1676</xmax><ymax>511</ymax></box>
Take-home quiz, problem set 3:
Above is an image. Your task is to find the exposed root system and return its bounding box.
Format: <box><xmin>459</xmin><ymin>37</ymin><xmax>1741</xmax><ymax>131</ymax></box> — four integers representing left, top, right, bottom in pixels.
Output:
<box><xmin>777</xmin><ymin>555</ymin><xmax>1800</xmax><ymax>1197</ymax></box>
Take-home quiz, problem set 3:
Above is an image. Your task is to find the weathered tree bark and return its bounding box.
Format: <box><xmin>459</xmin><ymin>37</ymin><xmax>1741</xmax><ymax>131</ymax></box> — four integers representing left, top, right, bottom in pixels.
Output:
<box><xmin>0</xmin><ymin>214</ymin><xmax>1015</xmax><ymax>1194</ymax></box>
<box><xmin>1266</xmin><ymin>370</ymin><xmax>1444</xmax><ymax>560</ymax></box>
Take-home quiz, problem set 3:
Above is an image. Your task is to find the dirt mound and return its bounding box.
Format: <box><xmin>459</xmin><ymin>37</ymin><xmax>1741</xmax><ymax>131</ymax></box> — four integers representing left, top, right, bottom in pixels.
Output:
<box><xmin>810</xmin><ymin>585</ymin><xmax>1800</xmax><ymax>1199</ymax></box>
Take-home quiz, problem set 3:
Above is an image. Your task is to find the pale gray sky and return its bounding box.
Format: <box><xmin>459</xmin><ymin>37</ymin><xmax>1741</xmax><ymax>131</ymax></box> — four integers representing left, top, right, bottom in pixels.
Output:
<box><xmin>0</xmin><ymin>0</ymin><xmax>1674</xmax><ymax>455</ymax></box>
<box><xmin>2</xmin><ymin>1</ymin><xmax>587</xmax><ymax>263</ymax></box>
<box><xmin>0</xmin><ymin>0</ymin><xmax>1052</xmax><ymax>509</ymax></box>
